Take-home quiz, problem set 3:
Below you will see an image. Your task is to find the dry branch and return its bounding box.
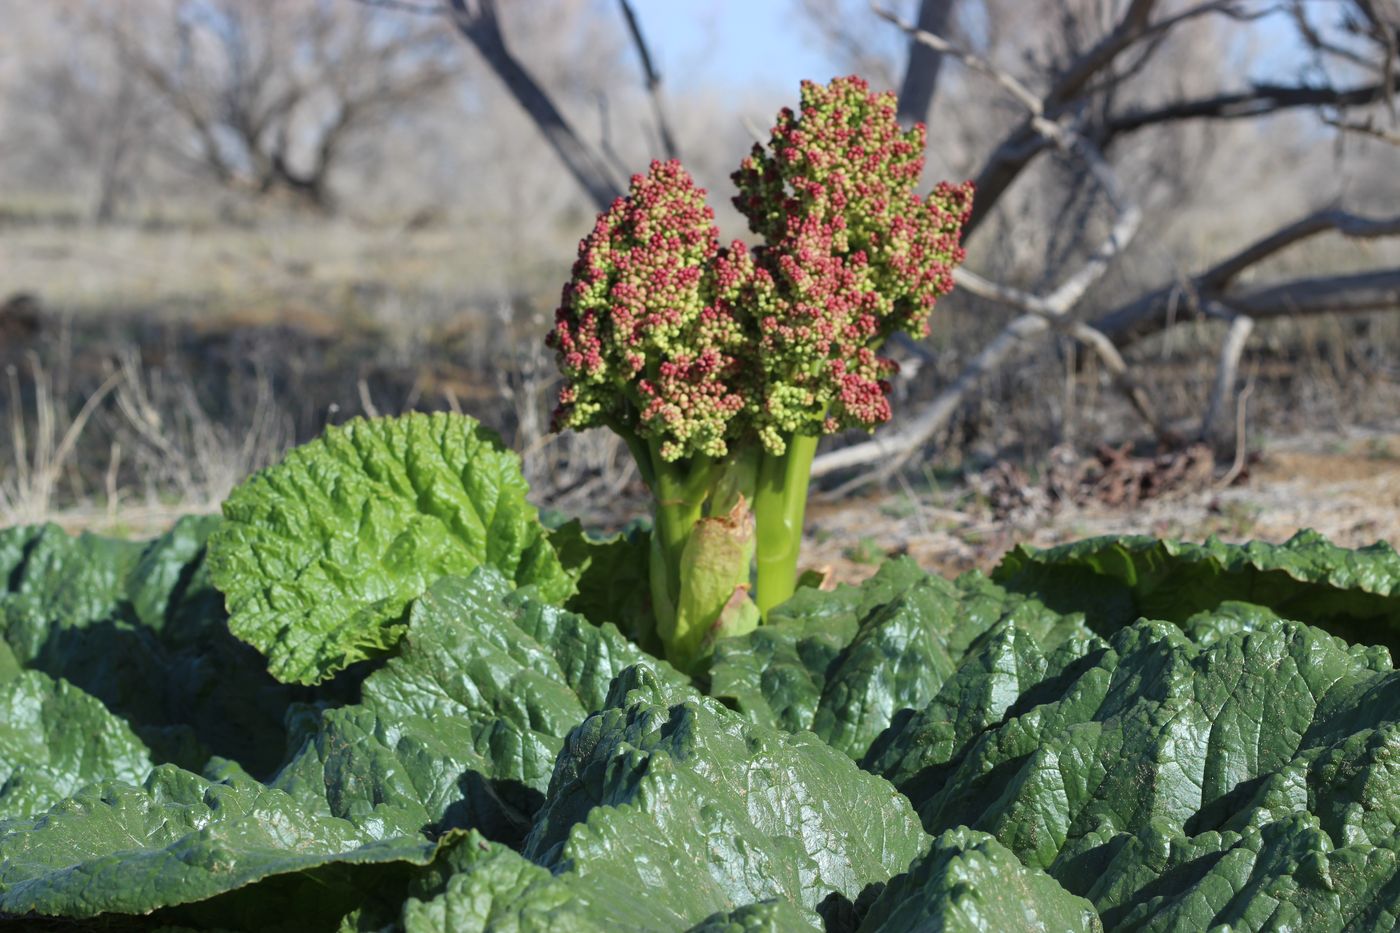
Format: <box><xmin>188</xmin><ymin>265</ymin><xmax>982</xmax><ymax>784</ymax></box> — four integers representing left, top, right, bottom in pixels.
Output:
<box><xmin>1199</xmin><ymin>312</ymin><xmax>1255</xmax><ymax>442</ymax></box>
<box><xmin>963</xmin><ymin>2</ymin><xmax>1398</xmax><ymax>237</ymax></box>
<box><xmin>446</xmin><ymin>0</ymin><xmax>622</xmax><ymax>211</ymax></box>
<box><xmin>617</xmin><ymin>0</ymin><xmax>681</xmax><ymax>160</ymax></box>
<box><xmin>813</xmin><ymin>10</ymin><xmax>1148</xmax><ymax>485</ymax></box>
<box><xmin>1092</xmin><ymin>210</ymin><xmax>1400</xmax><ymax>346</ymax></box>
<box><xmin>894</xmin><ymin>0</ymin><xmax>958</xmax><ymax>127</ymax></box>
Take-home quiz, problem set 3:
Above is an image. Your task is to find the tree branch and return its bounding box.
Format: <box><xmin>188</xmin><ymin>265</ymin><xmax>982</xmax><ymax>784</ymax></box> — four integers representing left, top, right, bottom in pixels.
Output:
<box><xmin>617</xmin><ymin>0</ymin><xmax>681</xmax><ymax>160</ymax></box>
<box><xmin>813</xmin><ymin>13</ymin><xmax>1146</xmax><ymax>484</ymax></box>
<box><xmin>446</xmin><ymin>0</ymin><xmax>623</xmax><ymax>211</ymax></box>
<box><xmin>1222</xmin><ymin>268</ymin><xmax>1400</xmax><ymax>318</ymax></box>
<box><xmin>1104</xmin><ymin>81</ymin><xmax>1395</xmax><ymax>135</ymax></box>
<box><xmin>1199</xmin><ymin>310</ymin><xmax>1254</xmax><ymax>442</ymax></box>
<box><xmin>1093</xmin><ymin>210</ymin><xmax>1400</xmax><ymax>345</ymax></box>
<box><xmin>956</xmin><ymin>2</ymin><xmax>1386</xmax><ymax>237</ymax></box>
<box><xmin>894</xmin><ymin>0</ymin><xmax>958</xmax><ymax>127</ymax></box>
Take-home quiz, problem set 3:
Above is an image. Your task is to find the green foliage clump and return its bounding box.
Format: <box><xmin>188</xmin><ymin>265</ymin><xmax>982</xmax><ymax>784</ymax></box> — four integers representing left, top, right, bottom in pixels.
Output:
<box><xmin>4</xmin><ymin>408</ymin><xmax>1400</xmax><ymax>930</ymax></box>
<box><xmin>4</xmin><ymin>75</ymin><xmax>1400</xmax><ymax>933</ymax></box>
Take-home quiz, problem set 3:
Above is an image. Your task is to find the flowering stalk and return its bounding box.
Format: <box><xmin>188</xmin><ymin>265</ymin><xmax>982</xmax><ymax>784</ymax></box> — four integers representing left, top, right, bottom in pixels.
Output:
<box><xmin>752</xmin><ymin>431</ymin><xmax>820</xmax><ymax>617</ymax></box>
<box><xmin>733</xmin><ymin>76</ymin><xmax>974</xmax><ymax>620</ymax></box>
<box><xmin>547</xmin><ymin>161</ymin><xmax>759</xmax><ymax>672</ymax></box>
<box><xmin>548</xmin><ymin>78</ymin><xmax>973</xmax><ymax>672</ymax></box>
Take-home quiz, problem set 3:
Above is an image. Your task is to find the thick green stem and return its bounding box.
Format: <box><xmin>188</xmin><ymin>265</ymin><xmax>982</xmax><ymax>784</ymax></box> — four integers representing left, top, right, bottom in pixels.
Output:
<box><xmin>647</xmin><ymin>444</ymin><xmax>713</xmax><ymax>640</ymax></box>
<box><xmin>753</xmin><ymin>432</ymin><xmax>819</xmax><ymax>619</ymax></box>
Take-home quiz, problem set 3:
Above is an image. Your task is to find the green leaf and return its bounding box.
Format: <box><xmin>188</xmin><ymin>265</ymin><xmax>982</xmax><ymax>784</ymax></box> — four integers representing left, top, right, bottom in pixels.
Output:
<box><xmin>0</xmin><ymin>763</ymin><xmax>442</xmax><ymax>927</ymax></box>
<box><xmin>0</xmin><ymin>569</ymin><xmax>682</xmax><ymax>928</ymax></box>
<box><xmin>859</xmin><ymin>827</ymin><xmax>1101</xmax><ymax>932</ymax></box>
<box><xmin>993</xmin><ymin>530</ymin><xmax>1400</xmax><ymax>650</ymax></box>
<box><xmin>0</xmin><ymin>670</ymin><xmax>153</xmax><ymax>822</ymax></box>
<box><xmin>383</xmin><ymin>836</ymin><xmax>820</xmax><ymax>933</ymax></box>
<box><xmin>521</xmin><ymin>665</ymin><xmax>928</xmax><ymax>928</ymax></box>
<box><xmin>688</xmin><ymin>900</ymin><xmax>819</xmax><ymax>932</ymax></box>
<box><xmin>711</xmin><ymin>558</ymin><xmax>1089</xmax><ymax>760</ymax></box>
<box><xmin>0</xmin><ymin>519</ymin><xmax>310</xmax><ymax>775</ymax></box>
<box><xmin>549</xmin><ymin>519</ymin><xmax>655</xmax><ymax>652</ymax></box>
<box><xmin>208</xmin><ymin>413</ymin><xmax>576</xmax><ymax>685</ymax></box>
<box><xmin>273</xmin><ymin>569</ymin><xmax>688</xmax><ymax>845</ymax></box>
<box><xmin>392</xmin><ymin>831</ymin><xmax>661</xmax><ymax>932</ymax></box>
<box><xmin>870</xmin><ymin>613</ymin><xmax>1400</xmax><ymax>928</ymax></box>
<box><xmin>862</xmin><ymin>611</ymin><xmax>1105</xmax><ymax>802</ymax></box>
<box><xmin>350</xmin><ymin>666</ymin><xmax>920</xmax><ymax>932</ymax></box>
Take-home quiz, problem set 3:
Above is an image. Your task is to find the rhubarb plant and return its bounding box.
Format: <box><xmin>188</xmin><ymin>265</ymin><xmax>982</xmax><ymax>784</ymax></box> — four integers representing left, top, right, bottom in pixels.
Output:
<box><xmin>547</xmin><ymin>76</ymin><xmax>973</xmax><ymax>671</ymax></box>
<box><xmin>6</xmin><ymin>77</ymin><xmax>1400</xmax><ymax>933</ymax></box>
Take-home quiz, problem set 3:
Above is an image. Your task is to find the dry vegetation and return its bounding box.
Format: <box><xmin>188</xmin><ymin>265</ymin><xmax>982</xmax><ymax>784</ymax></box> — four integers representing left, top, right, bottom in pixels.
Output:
<box><xmin>1</xmin><ymin>0</ymin><xmax>1398</xmax><ymax>561</ymax></box>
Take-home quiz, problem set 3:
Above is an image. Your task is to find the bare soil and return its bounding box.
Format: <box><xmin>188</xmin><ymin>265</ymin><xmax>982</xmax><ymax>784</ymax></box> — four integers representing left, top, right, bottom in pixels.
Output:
<box><xmin>802</xmin><ymin>428</ymin><xmax>1400</xmax><ymax>586</ymax></box>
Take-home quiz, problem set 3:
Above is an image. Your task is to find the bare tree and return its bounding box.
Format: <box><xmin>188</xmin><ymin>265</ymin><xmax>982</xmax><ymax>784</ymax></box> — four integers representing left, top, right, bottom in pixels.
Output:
<box><xmin>897</xmin><ymin>0</ymin><xmax>959</xmax><ymax>126</ymax></box>
<box><xmin>366</xmin><ymin>0</ymin><xmax>1400</xmax><ymax>483</ymax></box>
<box><xmin>86</xmin><ymin>0</ymin><xmax>460</xmax><ymax>211</ymax></box>
<box><xmin>10</xmin><ymin>28</ymin><xmax>160</xmax><ymax>221</ymax></box>
<box><xmin>800</xmin><ymin>0</ymin><xmax>1400</xmax><ymax>480</ymax></box>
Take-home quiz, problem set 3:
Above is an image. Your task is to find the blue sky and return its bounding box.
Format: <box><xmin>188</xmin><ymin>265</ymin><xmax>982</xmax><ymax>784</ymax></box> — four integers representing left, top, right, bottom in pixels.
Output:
<box><xmin>624</xmin><ymin>2</ymin><xmax>1317</xmax><ymax>98</ymax></box>
<box><xmin>626</xmin><ymin>1</ymin><xmax>854</xmax><ymax>95</ymax></box>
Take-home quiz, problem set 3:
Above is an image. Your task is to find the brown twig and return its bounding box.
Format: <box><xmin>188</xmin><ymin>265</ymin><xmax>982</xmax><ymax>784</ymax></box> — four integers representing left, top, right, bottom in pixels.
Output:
<box><xmin>617</xmin><ymin>0</ymin><xmax>681</xmax><ymax>161</ymax></box>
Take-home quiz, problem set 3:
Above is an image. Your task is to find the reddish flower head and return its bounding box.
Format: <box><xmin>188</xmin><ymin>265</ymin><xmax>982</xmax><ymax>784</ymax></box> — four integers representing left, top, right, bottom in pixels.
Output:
<box><xmin>732</xmin><ymin>76</ymin><xmax>974</xmax><ymax>450</ymax></box>
<box><xmin>547</xmin><ymin>160</ymin><xmax>754</xmax><ymax>461</ymax></box>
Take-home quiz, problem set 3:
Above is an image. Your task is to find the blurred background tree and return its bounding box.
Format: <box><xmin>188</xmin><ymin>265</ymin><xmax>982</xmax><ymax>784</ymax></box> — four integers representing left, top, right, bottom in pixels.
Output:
<box><xmin>0</xmin><ymin>0</ymin><xmax>1397</xmax><ymax>559</ymax></box>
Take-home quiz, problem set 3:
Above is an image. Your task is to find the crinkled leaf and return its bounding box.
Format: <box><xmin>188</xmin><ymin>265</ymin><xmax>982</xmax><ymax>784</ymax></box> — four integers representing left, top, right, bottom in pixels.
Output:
<box><xmin>0</xmin><ymin>519</ymin><xmax>309</xmax><ymax>775</ymax></box>
<box><xmin>994</xmin><ymin>530</ymin><xmax>1400</xmax><ymax>649</ymax></box>
<box><xmin>209</xmin><ymin>413</ymin><xmax>576</xmax><ymax>685</ymax></box>
<box><xmin>0</xmin><ymin>670</ymin><xmax>153</xmax><ymax>822</ymax></box>
<box><xmin>0</xmin><ymin>763</ymin><xmax>442</xmax><ymax>927</ymax></box>
<box><xmin>549</xmin><ymin>519</ymin><xmax>656</xmax><ymax>653</ymax></box>
<box><xmin>273</xmin><ymin>569</ymin><xmax>688</xmax><ymax>845</ymax></box>
<box><xmin>521</xmin><ymin>665</ymin><xmax>928</xmax><ymax>928</ymax></box>
<box><xmin>379</xmin><ymin>837</ymin><xmax>820</xmax><ymax>933</ymax></box>
<box><xmin>0</xmin><ymin>568</ymin><xmax>680</xmax><ymax>927</ymax></box>
<box><xmin>358</xmin><ymin>665</ymin><xmax>915</xmax><ymax>932</ymax></box>
<box><xmin>859</xmin><ymin>827</ymin><xmax>1101</xmax><ymax>932</ymax></box>
<box><xmin>711</xmin><ymin>559</ymin><xmax>1089</xmax><ymax>759</ymax></box>
<box><xmin>862</xmin><ymin>612</ymin><xmax>1106</xmax><ymax>802</ymax></box>
<box><xmin>871</xmin><ymin>612</ymin><xmax>1400</xmax><ymax>928</ymax></box>
<box><xmin>688</xmin><ymin>900</ymin><xmax>819</xmax><ymax>932</ymax></box>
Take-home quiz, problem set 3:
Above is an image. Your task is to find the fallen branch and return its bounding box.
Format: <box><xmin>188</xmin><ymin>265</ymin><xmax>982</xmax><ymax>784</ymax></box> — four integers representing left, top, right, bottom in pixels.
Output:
<box><xmin>1092</xmin><ymin>210</ymin><xmax>1400</xmax><ymax>346</ymax></box>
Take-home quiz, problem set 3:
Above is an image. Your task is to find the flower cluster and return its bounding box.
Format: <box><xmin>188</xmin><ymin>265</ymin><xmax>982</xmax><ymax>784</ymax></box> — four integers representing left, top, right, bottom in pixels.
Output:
<box><xmin>546</xmin><ymin>76</ymin><xmax>975</xmax><ymax>663</ymax></box>
<box><xmin>733</xmin><ymin>76</ymin><xmax>974</xmax><ymax>452</ymax></box>
<box><xmin>549</xmin><ymin>77</ymin><xmax>974</xmax><ymax>462</ymax></box>
<box><xmin>547</xmin><ymin>160</ymin><xmax>750</xmax><ymax>461</ymax></box>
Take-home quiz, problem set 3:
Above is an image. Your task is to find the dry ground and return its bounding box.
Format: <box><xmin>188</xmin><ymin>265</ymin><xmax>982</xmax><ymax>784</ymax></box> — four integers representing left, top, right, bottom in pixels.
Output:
<box><xmin>803</xmin><ymin>428</ymin><xmax>1400</xmax><ymax>586</ymax></box>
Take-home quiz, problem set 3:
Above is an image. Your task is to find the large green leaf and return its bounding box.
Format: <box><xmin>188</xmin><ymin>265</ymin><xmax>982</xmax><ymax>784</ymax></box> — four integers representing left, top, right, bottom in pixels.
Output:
<box><xmin>0</xmin><ymin>568</ymin><xmax>678</xmax><ymax>928</ymax></box>
<box><xmin>710</xmin><ymin>558</ymin><xmax>1089</xmax><ymax>760</ymax></box>
<box><xmin>520</xmin><ymin>665</ymin><xmax>928</xmax><ymax>928</ymax></box>
<box><xmin>349</xmin><ymin>665</ymin><xmax>925</xmax><ymax>932</ymax></box>
<box><xmin>868</xmin><ymin>613</ymin><xmax>1400</xmax><ymax>928</ymax></box>
<box><xmin>0</xmin><ymin>518</ymin><xmax>309</xmax><ymax>775</ymax></box>
<box><xmin>0</xmin><ymin>669</ymin><xmax>153</xmax><ymax>822</ymax></box>
<box><xmin>368</xmin><ymin>832</ymin><xmax>821</xmax><ymax>933</ymax></box>
<box><xmin>274</xmin><ymin>569</ymin><xmax>687</xmax><ymax>845</ymax></box>
<box><xmin>208</xmin><ymin>413</ymin><xmax>576</xmax><ymax>685</ymax></box>
<box><xmin>0</xmin><ymin>762</ymin><xmax>443</xmax><ymax>928</ymax></box>
<box><xmin>858</xmin><ymin>827</ymin><xmax>1101</xmax><ymax>932</ymax></box>
<box><xmin>994</xmin><ymin>530</ymin><xmax>1400</xmax><ymax>649</ymax></box>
